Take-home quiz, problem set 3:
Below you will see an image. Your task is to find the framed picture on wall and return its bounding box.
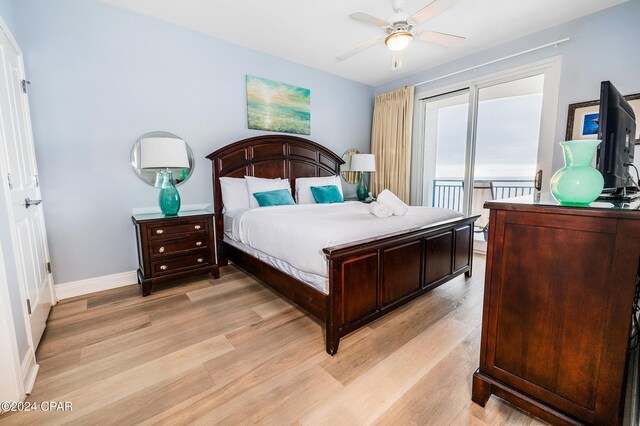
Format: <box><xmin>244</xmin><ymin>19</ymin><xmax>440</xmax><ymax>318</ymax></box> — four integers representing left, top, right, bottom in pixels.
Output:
<box><xmin>565</xmin><ymin>93</ymin><xmax>640</xmax><ymax>144</ymax></box>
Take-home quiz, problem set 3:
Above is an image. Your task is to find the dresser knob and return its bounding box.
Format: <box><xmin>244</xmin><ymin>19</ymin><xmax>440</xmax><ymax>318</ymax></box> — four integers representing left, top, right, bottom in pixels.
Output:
<box><xmin>156</xmin><ymin>229</ymin><xmax>164</xmax><ymax>235</ymax></box>
<box><xmin>160</xmin><ymin>265</ymin><xmax>167</xmax><ymax>270</ymax></box>
<box><xmin>159</xmin><ymin>246</ymin><xmax>165</xmax><ymax>253</ymax></box>
<box><xmin>194</xmin><ymin>225</ymin><xmax>201</xmax><ymax>230</ymax></box>
<box><xmin>195</xmin><ymin>241</ymin><xmax>202</xmax><ymax>246</ymax></box>
<box><xmin>197</xmin><ymin>258</ymin><xmax>204</xmax><ymax>263</ymax></box>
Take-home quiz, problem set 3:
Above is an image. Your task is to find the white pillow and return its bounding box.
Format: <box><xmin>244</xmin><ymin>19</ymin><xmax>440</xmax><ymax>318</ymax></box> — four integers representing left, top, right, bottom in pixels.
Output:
<box><xmin>245</xmin><ymin>176</ymin><xmax>292</xmax><ymax>208</ymax></box>
<box><xmin>219</xmin><ymin>177</ymin><xmax>250</xmax><ymax>213</ymax></box>
<box><xmin>295</xmin><ymin>176</ymin><xmax>344</xmax><ymax>204</ymax></box>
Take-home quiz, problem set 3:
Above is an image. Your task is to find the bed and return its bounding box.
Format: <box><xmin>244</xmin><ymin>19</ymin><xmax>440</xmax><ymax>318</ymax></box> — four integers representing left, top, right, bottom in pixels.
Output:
<box><xmin>207</xmin><ymin>135</ymin><xmax>478</xmax><ymax>354</ymax></box>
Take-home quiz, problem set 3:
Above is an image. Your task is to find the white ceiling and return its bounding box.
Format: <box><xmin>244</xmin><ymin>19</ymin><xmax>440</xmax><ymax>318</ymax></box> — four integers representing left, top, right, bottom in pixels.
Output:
<box><xmin>101</xmin><ymin>0</ymin><xmax>628</xmax><ymax>87</ymax></box>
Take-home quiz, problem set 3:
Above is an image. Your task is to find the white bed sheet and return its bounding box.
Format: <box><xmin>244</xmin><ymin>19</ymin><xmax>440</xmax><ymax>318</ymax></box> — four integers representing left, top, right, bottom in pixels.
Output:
<box><xmin>223</xmin><ymin>237</ymin><xmax>329</xmax><ymax>294</ymax></box>
<box><xmin>227</xmin><ymin>202</ymin><xmax>463</xmax><ymax>279</ymax></box>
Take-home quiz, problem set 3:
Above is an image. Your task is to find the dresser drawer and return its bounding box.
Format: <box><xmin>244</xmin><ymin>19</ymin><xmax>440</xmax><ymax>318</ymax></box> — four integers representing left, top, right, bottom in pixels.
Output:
<box><xmin>147</xmin><ymin>219</ymin><xmax>209</xmax><ymax>239</ymax></box>
<box><xmin>151</xmin><ymin>252</ymin><xmax>210</xmax><ymax>277</ymax></box>
<box><xmin>150</xmin><ymin>236</ymin><xmax>209</xmax><ymax>258</ymax></box>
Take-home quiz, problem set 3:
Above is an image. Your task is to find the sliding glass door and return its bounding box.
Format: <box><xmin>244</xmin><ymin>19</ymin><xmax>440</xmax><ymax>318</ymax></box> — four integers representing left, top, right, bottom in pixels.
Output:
<box><xmin>423</xmin><ymin>90</ymin><xmax>469</xmax><ymax>213</ymax></box>
<box><xmin>417</xmin><ymin>66</ymin><xmax>556</xmax><ymax>252</ymax></box>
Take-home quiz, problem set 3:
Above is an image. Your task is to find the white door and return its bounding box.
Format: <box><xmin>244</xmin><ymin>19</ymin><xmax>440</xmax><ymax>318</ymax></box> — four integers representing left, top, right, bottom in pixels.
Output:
<box><xmin>0</xmin><ymin>25</ymin><xmax>54</xmax><ymax>348</ymax></box>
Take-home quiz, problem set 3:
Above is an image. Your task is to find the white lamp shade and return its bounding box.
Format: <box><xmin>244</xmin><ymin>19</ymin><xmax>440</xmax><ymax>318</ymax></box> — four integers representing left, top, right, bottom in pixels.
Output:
<box><xmin>350</xmin><ymin>154</ymin><xmax>376</xmax><ymax>172</ymax></box>
<box><xmin>140</xmin><ymin>137</ymin><xmax>189</xmax><ymax>169</ymax></box>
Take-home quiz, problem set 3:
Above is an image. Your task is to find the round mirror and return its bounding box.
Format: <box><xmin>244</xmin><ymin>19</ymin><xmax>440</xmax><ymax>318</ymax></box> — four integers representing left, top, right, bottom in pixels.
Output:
<box><xmin>340</xmin><ymin>149</ymin><xmax>361</xmax><ymax>184</ymax></box>
<box><xmin>131</xmin><ymin>131</ymin><xmax>194</xmax><ymax>186</ymax></box>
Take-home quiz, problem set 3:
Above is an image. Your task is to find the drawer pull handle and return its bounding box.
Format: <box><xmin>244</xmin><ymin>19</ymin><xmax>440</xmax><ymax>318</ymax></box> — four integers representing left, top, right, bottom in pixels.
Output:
<box><xmin>159</xmin><ymin>247</ymin><xmax>165</xmax><ymax>253</ymax></box>
<box><xmin>156</xmin><ymin>229</ymin><xmax>164</xmax><ymax>235</ymax></box>
<box><xmin>195</xmin><ymin>241</ymin><xmax>202</xmax><ymax>246</ymax></box>
<box><xmin>197</xmin><ymin>258</ymin><xmax>204</xmax><ymax>263</ymax></box>
<box><xmin>194</xmin><ymin>225</ymin><xmax>201</xmax><ymax>230</ymax></box>
<box><xmin>160</xmin><ymin>265</ymin><xmax>167</xmax><ymax>270</ymax></box>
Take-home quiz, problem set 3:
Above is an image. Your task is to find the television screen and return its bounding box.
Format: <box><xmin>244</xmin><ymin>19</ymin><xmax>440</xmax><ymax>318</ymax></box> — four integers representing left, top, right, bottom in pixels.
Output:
<box><xmin>596</xmin><ymin>81</ymin><xmax>637</xmax><ymax>196</ymax></box>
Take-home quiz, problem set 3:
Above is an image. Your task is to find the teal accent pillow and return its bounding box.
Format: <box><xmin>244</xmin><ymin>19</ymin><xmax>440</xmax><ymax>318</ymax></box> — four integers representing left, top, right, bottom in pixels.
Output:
<box><xmin>310</xmin><ymin>185</ymin><xmax>344</xmax><ymax>204</ymax></box>
<box><xmin>253</xmin><ymin>189</ymin><xmax>296</xmax><ymax>207</ymax></box>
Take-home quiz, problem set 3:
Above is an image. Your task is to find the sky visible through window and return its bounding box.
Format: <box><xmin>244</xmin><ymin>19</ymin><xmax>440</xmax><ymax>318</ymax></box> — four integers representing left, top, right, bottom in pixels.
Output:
<box><xmin>435</xmin><ymin>93</ymin><xmax>543</xmax><ymax>180</ymax></box>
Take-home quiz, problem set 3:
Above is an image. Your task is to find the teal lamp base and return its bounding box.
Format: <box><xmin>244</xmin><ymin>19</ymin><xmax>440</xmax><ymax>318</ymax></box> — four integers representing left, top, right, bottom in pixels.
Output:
<box><xmin>356</xmin><ymin>173</ymin><xmax>369</xmax><ymax>202</ymax></box>
<box><xmin>158</xmin><ymin>170</ymin><xmax>181</xmax><ymax>216</ymax></box>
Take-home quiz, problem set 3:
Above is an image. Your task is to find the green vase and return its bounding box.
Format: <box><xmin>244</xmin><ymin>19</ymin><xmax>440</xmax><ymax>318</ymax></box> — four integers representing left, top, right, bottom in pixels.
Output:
<box><xmin>550</xmin><ymin>140</ymin><xmax>604</xmax><ymax>205</ymax></box>
<box><xmin>158</xmin><ymin>170</ymin><xmax>181</xmax><ymax>216</ymax></box>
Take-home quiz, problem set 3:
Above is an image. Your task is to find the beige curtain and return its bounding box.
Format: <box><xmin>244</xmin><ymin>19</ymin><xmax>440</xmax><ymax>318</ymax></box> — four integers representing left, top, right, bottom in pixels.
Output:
<box><xmin>370</xmin><ymin>86</ymin><xmax>414</xmax><ymax>203</ymax></box>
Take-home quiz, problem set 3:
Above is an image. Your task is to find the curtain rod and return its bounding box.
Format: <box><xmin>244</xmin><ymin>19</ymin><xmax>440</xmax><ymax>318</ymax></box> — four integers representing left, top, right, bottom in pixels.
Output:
<box><xmin>414</xmin><ymin>37</ymin><xmax>571</xmax><ymax>87</ymax></box>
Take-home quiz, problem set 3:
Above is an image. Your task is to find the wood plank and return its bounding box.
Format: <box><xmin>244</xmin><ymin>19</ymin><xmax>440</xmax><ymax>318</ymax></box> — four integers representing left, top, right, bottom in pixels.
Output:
<box><xmin>301</xmin><ymin>317</ymin><xmax>478</xmax><ymax>424</ymax></box>
<box><xmin>252</xmin><ymin>297</ymin><xmax>294</xmax><ymax>319</ymax></box>
<box><xmin>33</xmin><ymin>309</ymin><xmax>258</xmax><ymax>400</ymax></box>
<box><xmin>319</xmin><ymin>292</ymin><xmax>457</xmax><ymax>386</ymax></box>
<box><xmin>47</xmin><ymin>299</ymin><xmax>87</xmax><ymax>321</ymax></box>
<box><xmin>65</xmin><ymin>366</ymin><xmax>215</xmax><ymax>425</ymax></box>
<box><xmin>141</xmin><ymin>326</ymin><xmax>374</xmax><ymax>425</ymax></box>
<box><xmin>28</xmin><ymin>335</ymin><xmax>233</xmax><ymax>424</ymax></box>
<box><xmin>36</xmin><ymin>313</ymin><xmax>151</xmax><ymax>361</ymax></box>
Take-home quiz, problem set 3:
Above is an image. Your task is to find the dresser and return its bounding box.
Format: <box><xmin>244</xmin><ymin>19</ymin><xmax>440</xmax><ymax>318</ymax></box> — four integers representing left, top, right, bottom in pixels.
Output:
<box><xmin>132</xmin><ymin>210</ymin><xmax>219</xmax><ymax>296</ymax></box>
<box><xmin>472</xmin><ymin>194</ymin><xmax>640</xmax><ymax>425</ymax></box>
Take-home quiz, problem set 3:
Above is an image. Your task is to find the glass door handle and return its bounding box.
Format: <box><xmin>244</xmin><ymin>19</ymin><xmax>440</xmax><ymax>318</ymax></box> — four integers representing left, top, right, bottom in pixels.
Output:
<box><xmin>534</xmin><ymin>170</ymin><xmax>543</xmax><ymax>191</ymax></box>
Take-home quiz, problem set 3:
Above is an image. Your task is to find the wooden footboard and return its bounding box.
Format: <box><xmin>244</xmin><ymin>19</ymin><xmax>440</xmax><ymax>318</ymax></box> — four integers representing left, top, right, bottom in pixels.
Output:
<box><xmin>323</xmin><ymin>215</ymin><xmax>478</xmax><ymax>354</ymax></box>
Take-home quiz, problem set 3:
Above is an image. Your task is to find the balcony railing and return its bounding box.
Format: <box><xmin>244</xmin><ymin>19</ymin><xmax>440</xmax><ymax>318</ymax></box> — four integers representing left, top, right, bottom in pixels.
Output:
<box><xmin>432</xmin><ymin>179</ymin><xmax>535</xmax><ymax>211</ymax></box>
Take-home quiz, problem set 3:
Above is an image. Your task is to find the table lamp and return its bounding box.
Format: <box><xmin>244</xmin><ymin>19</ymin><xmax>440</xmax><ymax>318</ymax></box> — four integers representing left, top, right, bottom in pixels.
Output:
<box><xmin>350</xmin><ymin>153</ymin><xmax>376</xmax><ymax>201</ymax></box>
<box><xmin>140</xmin><ymin>137</ymin><xmax>189</xmax><ymax>216</ymax></box>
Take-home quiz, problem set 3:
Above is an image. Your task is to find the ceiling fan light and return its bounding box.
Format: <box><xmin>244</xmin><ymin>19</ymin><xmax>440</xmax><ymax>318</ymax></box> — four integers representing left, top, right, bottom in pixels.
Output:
<box><xmin>385</xmin><ymin>31</ymin><xmax>413</xmax><ymax>51</ymax></box>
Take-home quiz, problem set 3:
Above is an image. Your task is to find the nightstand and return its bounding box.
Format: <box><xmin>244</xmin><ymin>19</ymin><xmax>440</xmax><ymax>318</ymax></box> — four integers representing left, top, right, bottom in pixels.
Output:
<box><xmin>132</xmin><ymin>210</ymin><xmax>219</xmax><ymax>296</ymax></box>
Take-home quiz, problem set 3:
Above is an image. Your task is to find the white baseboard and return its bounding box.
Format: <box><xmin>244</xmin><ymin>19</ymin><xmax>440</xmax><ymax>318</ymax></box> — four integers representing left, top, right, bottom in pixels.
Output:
<box><xmin>20</xmin><ymin>350</ymin><xmax>37</xmax><ymax>396</ymax></box>
<box><xmin>55</xmin><ymin>270</ymin><xmax>138</xmax><ymax>300</ymax></box>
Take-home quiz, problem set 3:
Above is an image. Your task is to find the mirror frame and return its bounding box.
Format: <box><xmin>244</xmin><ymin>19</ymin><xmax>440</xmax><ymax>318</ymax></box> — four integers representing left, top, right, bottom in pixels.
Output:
<box><xmin>340</xmin><ymin>149</ymin><xmax>361</xmax><ymax>184</ymax></box>
<box><xmin>130</xmin><ymin>131</ymin><xmax>195</xmax><ymax>187</ymax></box>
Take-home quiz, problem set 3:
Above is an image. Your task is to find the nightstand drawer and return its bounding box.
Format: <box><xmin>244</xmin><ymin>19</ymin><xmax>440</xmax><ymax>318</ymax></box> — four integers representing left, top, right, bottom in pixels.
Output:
<box><xmin>151</xmin><ymin>252</ymin><xmax>210</xmax><ymax>277</ymax></box>
<box><xmin>150</xmin><ymin>236</ymin><xmax>209</xmax><ymax>258</ymax></box>
<box><xmin>148</xmin><ymin>220</ymin><xmax>209</xmax><ymax>239</ymax></box>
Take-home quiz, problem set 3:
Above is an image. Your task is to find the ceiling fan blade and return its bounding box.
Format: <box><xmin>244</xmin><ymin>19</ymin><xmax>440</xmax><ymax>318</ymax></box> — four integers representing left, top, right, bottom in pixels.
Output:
<box><xmin>415</xmin><ymin>31</ymin><xmax>465</xmax><ymax>47</ymax></box>
<box><xmin>409</xmin><ymin>0</ymin><xmax>458</xmax><ymax>25</ymax></box>
<box><xmin>349</xmin><ymin>11</ymin><xmax>391</xmax><ymax>28</ymax></box>
<box><xmin>336</xmin><ymin>37</ymin><xmax>384</xmax><ymax>61</ymax></box>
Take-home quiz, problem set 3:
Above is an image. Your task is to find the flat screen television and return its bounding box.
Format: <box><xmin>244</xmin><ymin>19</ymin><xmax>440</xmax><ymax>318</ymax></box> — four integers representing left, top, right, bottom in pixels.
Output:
<box><xmin>596</xmin><ymin>81</ymin><xmax>638</xmax><ymax>199</ymax></box>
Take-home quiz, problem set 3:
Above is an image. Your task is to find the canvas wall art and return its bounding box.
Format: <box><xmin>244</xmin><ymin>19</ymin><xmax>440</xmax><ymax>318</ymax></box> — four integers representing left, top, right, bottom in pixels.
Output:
<box><xmin>246</xmin><ymin>75</ymin><xmax>310</xmax><ymax>135</ymax></box>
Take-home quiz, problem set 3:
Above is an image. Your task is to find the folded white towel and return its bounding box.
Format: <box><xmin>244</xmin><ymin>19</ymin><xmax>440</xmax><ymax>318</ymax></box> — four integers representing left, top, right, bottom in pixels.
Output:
<box><xmin>369</xmin><ymin>201</ymin><xmax>393</xmax><ymax>218</ymax></box>
<box><xmin>376</xmin><ymin>189</ymin><xmax>408</xmax><ymax>216</ymax></box>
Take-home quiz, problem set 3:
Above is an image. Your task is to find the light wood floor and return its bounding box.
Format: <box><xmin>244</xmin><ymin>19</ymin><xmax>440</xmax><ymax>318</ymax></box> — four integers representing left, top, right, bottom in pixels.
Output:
<box><xmin>2</xmin><ymin>255</ymin><xmax>545</xmax><ymax>425</ymax></box>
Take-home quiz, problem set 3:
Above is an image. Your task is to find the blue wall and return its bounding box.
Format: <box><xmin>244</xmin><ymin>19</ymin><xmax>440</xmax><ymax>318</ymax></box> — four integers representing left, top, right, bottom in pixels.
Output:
<box><xmin>0</xmin><ymin>0</ymin><xmax>14</xmax><ymax>32</ymax></box>
<box><xmin>10</xmin><ymin>0</ymin><xmax>374</xmax><ymax>284</ymax></box>
<box><xmin>376</xmin><ymin>0</ymin><xmax>640</xmax><ymax>174</ymax></box>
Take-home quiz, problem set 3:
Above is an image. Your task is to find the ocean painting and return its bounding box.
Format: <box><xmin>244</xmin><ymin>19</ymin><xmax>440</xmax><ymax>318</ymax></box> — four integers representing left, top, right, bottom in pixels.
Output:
<box><xmin>246</xmin><ymin>75</ymin><xmax>310</xmax><ymax>135</ymax></box>
<box><xmin>582</xmin><ymin>112</ymin><xmax>599</xmax><ymax>136</ymax></box>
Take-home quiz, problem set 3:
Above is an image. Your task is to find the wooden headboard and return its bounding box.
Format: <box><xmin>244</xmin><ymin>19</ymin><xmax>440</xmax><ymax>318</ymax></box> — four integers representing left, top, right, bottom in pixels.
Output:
<box><xmin>206</xmin><ymin>134</ymin><xmax>344</xmax><ymax>242</ymax></box>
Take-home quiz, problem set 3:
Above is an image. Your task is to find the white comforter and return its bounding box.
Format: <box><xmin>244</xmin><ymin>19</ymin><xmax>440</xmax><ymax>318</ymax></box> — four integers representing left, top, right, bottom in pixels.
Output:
<box><xmin>230</xmin><ymin>202</ymin><xmax>463</xmax><ymax>278</ymax></box>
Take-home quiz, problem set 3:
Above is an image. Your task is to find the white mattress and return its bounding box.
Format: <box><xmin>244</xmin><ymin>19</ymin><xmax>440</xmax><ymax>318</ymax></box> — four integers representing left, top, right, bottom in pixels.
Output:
<box><xmin>224</xmin><ymin>202</ymin><xmax>463</xmax><ymax>285</ymax></box>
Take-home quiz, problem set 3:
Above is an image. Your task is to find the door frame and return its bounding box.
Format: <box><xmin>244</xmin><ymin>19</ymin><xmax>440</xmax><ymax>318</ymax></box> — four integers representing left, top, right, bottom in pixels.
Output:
<box><xmin>0</xmin><ymin>15</ymin><xmax>51</xmax><ymax>401</ymax></box>
<box><xmin>411</xmin><ymin>56</ymin><xmax>563</xmax><ymax>207</ymax></box>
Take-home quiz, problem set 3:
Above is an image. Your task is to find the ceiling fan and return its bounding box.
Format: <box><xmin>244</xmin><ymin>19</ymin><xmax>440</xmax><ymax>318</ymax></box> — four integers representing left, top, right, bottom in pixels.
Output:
<box><xmin>338</xmin><ymin>0</ymin><xmax>465</xmax><ymax>71</ymax></box>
